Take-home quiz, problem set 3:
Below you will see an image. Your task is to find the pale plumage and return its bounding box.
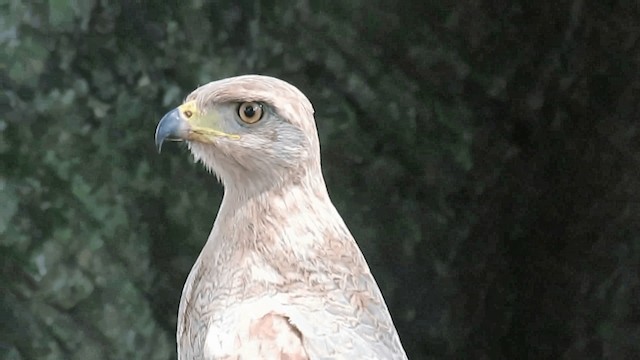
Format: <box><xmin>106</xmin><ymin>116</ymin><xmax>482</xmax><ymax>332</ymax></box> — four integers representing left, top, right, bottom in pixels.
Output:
<box><xmin>155</xmin><ymin>75</ymin><xmax>407</xmax><ymax>359</ymax></box>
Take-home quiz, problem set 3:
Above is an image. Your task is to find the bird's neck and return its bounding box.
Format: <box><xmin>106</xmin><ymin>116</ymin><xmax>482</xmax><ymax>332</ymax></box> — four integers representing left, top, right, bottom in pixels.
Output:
<box><xmin>203</xmin><ymin>169</ymin><xmax>355</xmax><ymax>285</ymax></box>
<box><xmin>218</xmin><ymin>168</ymin><xmax>335</xmax><ymax>245</ymax></box>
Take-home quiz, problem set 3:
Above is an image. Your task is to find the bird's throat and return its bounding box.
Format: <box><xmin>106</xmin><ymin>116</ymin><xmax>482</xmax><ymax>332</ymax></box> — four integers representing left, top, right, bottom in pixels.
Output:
<box><xmin>208</xmin><ymin>178</ymin><xmax>341</xmax><ymax>280</ymax></box>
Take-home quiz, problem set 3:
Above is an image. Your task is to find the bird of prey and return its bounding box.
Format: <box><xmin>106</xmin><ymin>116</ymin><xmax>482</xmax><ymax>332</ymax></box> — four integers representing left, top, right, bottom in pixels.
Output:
<box><xmin>155</xmin><ymin>75</ymin><xmax>408</xmax><ymax>359</ymax></box>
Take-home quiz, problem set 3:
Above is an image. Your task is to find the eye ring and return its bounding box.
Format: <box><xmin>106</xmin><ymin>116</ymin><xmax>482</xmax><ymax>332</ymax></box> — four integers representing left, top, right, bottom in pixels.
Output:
<box><xmin>238</xmin><ymin>102</ymin><xmax>263</xmax><ymax>124</ymax></box>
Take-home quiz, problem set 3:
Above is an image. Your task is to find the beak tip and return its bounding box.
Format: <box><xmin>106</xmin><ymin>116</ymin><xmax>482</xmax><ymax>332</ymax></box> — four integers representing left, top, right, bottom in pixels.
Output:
<box><xmin>154</xmin><ymin>130</ymin><xmax>164</xmax><ymax>154</ymax></box>
<box><xmin>154</xmin><ymin>108</ymin><xmax>185</xmax><ymax>153</ymax></box>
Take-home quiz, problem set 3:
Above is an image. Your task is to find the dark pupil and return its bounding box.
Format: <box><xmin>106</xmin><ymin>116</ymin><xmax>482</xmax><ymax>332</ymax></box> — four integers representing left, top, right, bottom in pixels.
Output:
<box><xmin>244</xmin><ymin>105</ymin><xmax>256</xmax><ymax>118</ymax></box>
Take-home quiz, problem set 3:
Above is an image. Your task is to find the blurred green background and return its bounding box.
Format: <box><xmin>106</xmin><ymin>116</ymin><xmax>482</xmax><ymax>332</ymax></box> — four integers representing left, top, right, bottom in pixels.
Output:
<box><xmin>1</xmin><ymin>1</ymin><xmax>639</xmax><ymax>359</ymax></box>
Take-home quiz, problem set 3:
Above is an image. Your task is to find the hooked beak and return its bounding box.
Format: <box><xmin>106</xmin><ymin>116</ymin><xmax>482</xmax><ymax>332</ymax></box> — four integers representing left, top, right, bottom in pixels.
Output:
<box><xmin>155</xmin><ymin>100</ymin><xmax>239</xmax><ymax>153</ymax></box>
<box><xmin>155</xmin><ymin>108</ymin><xmax>190</xmax><ymax>153</ymax></box>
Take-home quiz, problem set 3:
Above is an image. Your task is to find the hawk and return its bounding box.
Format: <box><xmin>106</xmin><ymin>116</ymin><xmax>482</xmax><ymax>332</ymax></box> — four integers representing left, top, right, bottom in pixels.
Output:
<box><xmin>155</xmin><ymin>75</ymin><xmax>408</xmax><ymax>359</ymax></box>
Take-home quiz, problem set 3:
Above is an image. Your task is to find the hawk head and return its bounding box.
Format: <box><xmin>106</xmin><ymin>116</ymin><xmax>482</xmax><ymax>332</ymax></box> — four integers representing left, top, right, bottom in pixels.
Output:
<box><xmin>155</xmin><ymin>75</ymin><xmax>321</xmax><ymax>196</ymax></box>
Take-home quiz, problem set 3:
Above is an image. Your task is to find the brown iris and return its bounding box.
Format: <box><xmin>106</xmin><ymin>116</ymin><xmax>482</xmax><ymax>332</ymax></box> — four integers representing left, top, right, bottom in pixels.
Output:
<box><xmin>238</xmin><ymin>102</ymin><xmax>263</xmax><ymax>124</ymax></box>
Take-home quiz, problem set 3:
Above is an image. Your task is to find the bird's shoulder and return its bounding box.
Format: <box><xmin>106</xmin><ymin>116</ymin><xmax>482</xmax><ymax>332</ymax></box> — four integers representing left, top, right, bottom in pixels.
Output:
<box><xmin>178</xmin><ymin>262</ymin><xmax>406</xmax><ymax>360</ymax></box>
<box><xmin>181</xmin><ymin>291</ymin><xmax>405</xmax><ymax>360</ymax></box>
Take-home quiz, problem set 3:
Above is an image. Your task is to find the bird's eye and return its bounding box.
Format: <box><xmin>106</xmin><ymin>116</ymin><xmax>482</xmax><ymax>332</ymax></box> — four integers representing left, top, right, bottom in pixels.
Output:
<box><xmin>238</xmin><ymin>102</ymin><xmax>263</xmax><ymax>124</ymax></box>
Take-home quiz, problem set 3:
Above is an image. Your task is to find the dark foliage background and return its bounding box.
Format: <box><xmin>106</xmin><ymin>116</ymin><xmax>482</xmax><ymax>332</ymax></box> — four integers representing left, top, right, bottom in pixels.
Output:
<box><xmin>1</xmin><ymin>1</ymin><xmax>639</xmax><ymax>359</ymax></box>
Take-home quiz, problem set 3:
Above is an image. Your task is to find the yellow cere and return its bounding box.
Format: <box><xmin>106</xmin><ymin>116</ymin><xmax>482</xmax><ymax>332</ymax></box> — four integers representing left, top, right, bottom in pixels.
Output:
<box><xmin>178</xmin><ymin>100</ymin><xmax>200</xmax><ymax>119</ymax></box>
<box><xmin>179</xmin><ymin>100</ymin><xmax>240</xmax><ymax>140</ymax></box>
